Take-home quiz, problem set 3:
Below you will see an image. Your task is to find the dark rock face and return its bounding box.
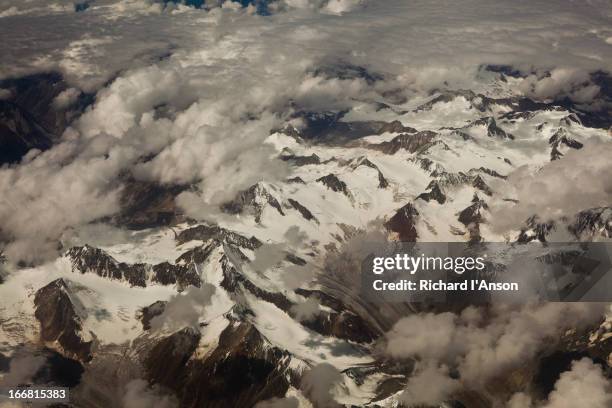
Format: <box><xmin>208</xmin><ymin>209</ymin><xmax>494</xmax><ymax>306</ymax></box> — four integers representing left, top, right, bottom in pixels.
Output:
<box><xmin>478</xmin><ymin>167</ymin><xmax>507</xmax><ymax>179</ymax></box>
<box><xmin>417</xmin><ymin>182</ymin><xmax>446</xmax><ymax>204</ymax></box>
<box><xmin>453</xmin><ymin>130</ymin><xmax>473</xmax><ymax>140</ymax></box>
<box><xmin>548</xmin><ymin>128</ymin><xmax>583</xmax><ymax>161</ymax></box>
<box><xmin>280</xmin><ymin>152</ymin><xmax>321</xmax><ymax>166</ymax></box>
<box><xmin>458</xmin><ymin>195</ymin><xmax>488</xmax><ymax>242</ymax></box>
<box><xmin>152</xmin><ymin>261</ymin><xmax>201</xmax><ymax>289</ymax></box>
<box><xmin>176</xmin><ymin>240</ymin><xmax>221</xmax><ymax>266</ymax></box>
<box><xmin>34</xmin><ymin>279</ymin><xmax>93</xmax><ymax>362</ymax></box>
<box><xmin>302</xmin><ymin>310</ymin><xmax>379</xmax><ymax>344</ymax></box>
<box><xmin>385</xmin><ymin>203</ymin><xmax>419</xmax><ymax>241</ymax></box>
<box><xmin>369</xmin><ymin>131</ymin><xmax>437</xmax><ymax>154</ymax></box>
<box><xmin>286</xmin><ymin>176</ymin><xmax>305</xmax><ymax>184</ymax></box>
<box><xmin>560</xmin><ymin>113</ymin><xmax>582</xmax><ymax>127</ymax></box>
<box><xmin>138</xmin><ymin>300</ymin><xmax>168</xmax><ymax>330</ymax></box>
<box><xmin>0</xmin><ymin>352</ymin><xmax>8</xmax><ymax>371</ymax></box>
<box><xmin>31</xmin><ymin>348</ymin><xmax>85</xmax><ymax>388</ymax></box>
<box><xmin>145</xmin><ymin>327</ymin><xmax>201</xmax><ymax>390</ymax></box>
<box><xmin>348</xmin><ymin>157</ymin><xmax>389</xmax><ymax>188</ymax></box>
<box><xmin>221</xmin><ymin>183</ymin><xmax>284</xmax><ymax>223</ymax></box>
<box><xmin>312</xmin><ymin>62</ymin><xmax>384</xmax><ymax>85</ymax></box>
<box><xmin>0</xmin><ymin>72</ymin><xmax>94</xmax><ymax>164</ymax></box>
<box><xmin>316</xmin><ymin>173</ymin><xmax>351</xmax><ymax>198</ymax></box>
<box><xmin>176</xmin><ymin>224</ymin><xmax>262</xmax><ymax>250</ymax></box>
<box><xmin>496</xmin><ymin>96</ymin><xmax>565</xmax><ymax>116</ymax></box>
<box><xmin>0</xmin><ymin>252</ymin><xmax>5</xmax><ymax>284</ymax></box>
<box><xmin>0</xmin><ymin>72</ymin><xmax>91</xmax><ymax>135</ymax></box>
<box><xmin>550</xmin><ymin>145</ymin><xmax>563</xmax><ymax>161</ymax></box>
<box><xmin>517</xmin><ymin>216</ymin><xmax>555</xmax><ymax>243</ymax></box>
<box><xmin>429</xmin><ymin>168</ymin><xmax>472</xmax><ymax>188</ymax></box>
<box><xmin>472</xmin><ymin>175</ymin><xmax>493</xmax><ymax>196</ymax></box>
<box><xmin>181</xmin><ymin>322</ymin><xmax>291</xmax><ymax>408</ymax></box>
<box><xmin>220</xmin><ymin>256</ymin><xmax>293</xmax><ymax>311</ymax></box>
<box><xmin>472</xmin><ymin>117</ymin><xmax>514</xmax><ymax>139</ymax></box>
<box><xmin>67</xmin><ymin>246</ymin><xmax>148</xmax><ymax>287</ymax></box>
<box><xmin>146</xmin><ymin>322</ymin><xmax>291</xmax><ymax>408</ymax></box>
<box><xmin>0</xmin><ymin>100</ymin><xmax>54</xmax><ymax>164</ymax></box>
<box><xmin>114</xmin><ymin>178</ymin><xmax>188</xmax><ymax>229</ymax></box>
<box><xmin>483</xmin><ymin>64</ymin><xmax>524</xmax><ymax>78</ymax></box>
<box><xmin>288</xmin><ymin>198</ymin><xmax>317</xmax><ymax>222</ymax></box>
<box><xmin>458</xmin><ymin>195</ymin><xmax>487</xmax><ymax>226</ymax></box>
<box><xmin>375</xmin><ymin>120</ymin><xmax>417</xmax><ymax>134</ymax></box>
<box><xmin>377</xmin><ymin>171</ymin><xmax>390</xmax><ymax>189</ymax></box>
<box><xmin>569</xmin><ymin>207</ymin><xmax>612</xmax><ymax>239</ymax></box>
<box><xmin>67</xmin><ymin>245</ymin><xmax>201</xmax><ymax>290</ymax></box>
<box><xmin>284</xmin><ymin>253</ymin><xmax>307</xmax><ymax>266</ymax></box>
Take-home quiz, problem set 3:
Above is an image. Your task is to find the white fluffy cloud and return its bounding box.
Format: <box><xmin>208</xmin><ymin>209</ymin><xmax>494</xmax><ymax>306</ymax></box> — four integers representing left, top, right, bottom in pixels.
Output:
<box><xmin>52</xmin><ymin>87</ymin><xmax>81</xmax><ymax>109</ymax></box>
<box><xmin>542</xmin><ymin>358</ymin><xmax>611</xmax><ymax>408</ymax></box>
<box><xmin>518</xmin><ymin>68</ymin><xmax>601</xmax><ymax>103</ymax></box>
<box><xmin>489</xmin><ymin>140</ymin><xmax>612</xmax><ymax>234</ymax></box>
<box><xmin>399</xmin><ymin>363</ymin><xmax>460</xmax><ymax>406</ymax></box>
<box><xmin>508</xmin><ymin>392</ymin><xmax>533</xmax><ymax>408</ymax></box>
<box><xmin>290</xmin><ymin>297</ymin><xmax>321</xmax><ymax>322</ymax></box>
<box><xmin>2</xmin><ymin>1</ymin><xmax>611</xmax><ymax>91</ymax></box>
<box><xmin>385</xmin><ymin>303</ymin><xmax>606</xmax><ymax>389</ymax></box>
<box><xmin>0</xmin><ymin>140</ymin><xmax>124</xmax><ymax>262</ymax></box>
<box><xmin>507</xmin><ymin>358</ymin><xmax>612</xmax><ymax>408</ymax></box>
<box><xmin>300</xmin><ymin>363</ymin><xmax>343</xmax><ymax>408</ymax></box>
<box><xmin>149</xmin><ymin>283</ymin><xmax>216</xmax><ymax>331</ymax></box>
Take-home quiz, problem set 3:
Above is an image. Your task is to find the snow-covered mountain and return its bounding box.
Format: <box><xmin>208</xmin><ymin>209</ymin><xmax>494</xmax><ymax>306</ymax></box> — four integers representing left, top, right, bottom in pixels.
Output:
<box><xmin>1</xmin><ymin>62</ymin><xmax>611</xmax><ymax>407</ymax></box>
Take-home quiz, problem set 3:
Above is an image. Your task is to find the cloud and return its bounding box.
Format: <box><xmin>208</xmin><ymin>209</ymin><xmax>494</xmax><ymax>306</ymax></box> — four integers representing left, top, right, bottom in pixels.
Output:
<box><xmin>247</xmin><ymin>226</ymin><xmax>315</xmax><ymax>290</ymax></box>
<box><xmin>290</xmin><ymin>297</ymin><xmax>321</xmax><ymax>322</ymax></box>
<box><xmin>0</xmin><ymin>0</ymin><xmax>611</xmax><ymax>265</ymax></box>
<box><xmin>489</xmin><ymin>140</ymin><xmax>612</xmax><ymax>234</ymax></box>
<box><xmin>399</xmin><ymin>363</ymin><xmax>460</xmax><ymax>406</ymax></box>
<box><xmin>122</xmin><ymin>378</ymin><xmax>178</xmax><ymax>408</ymax></box>
<box><xmin>507</xmin><ymin>358</ymin><xmax>611</xmax><ymax>408</ymax></box>
<box><xmin>149</xmin><ymin>283</ymin><xmax>216</xmax><ymax>331</ymax></box>
<box><xmin>508</xmin><ymin>392</ymin><xmax>533</xmax><ymax>408</ymax></box>
<box><xmin>2</xmin><ymin>1</ymin><xmax>611</xmax><ymax>92</ymax></box>
<box><xmin>322</xmin><ymin>0</ymin><xmax>362</xmax><ymax>15</ymax></box>
<box><xmin>275</xmin><ymin>0</ymin><xmax>364</xmax><ymax>15</ymax></box>
<box><xmin>385</xmin><ymin>303</ymin><xmax>606</xmax><ymax>387</ymax></box>
<box><xmin>541</xmin><ymin>358</ymin><xmax>611</xmax><ymax>408</ymax></box>
<box><xmin>300</xmin><ymin>363</ymin><xmax>343</xmax><ymax>408</ymax></box>
<box><xmin>518</xmin><ymin>68</ymin><xmax>601</xmax><ymax>103</ymax></box>
<box><xmin>52</xmin><ymin>87</ymin><xmax>81</xmax><ymax>109</ymax></box>
<box><xmin>386</xmin><ymin>312</ymin><xmax>457</xmax><ymax>361</ymax></box>
<box><xmin>0</xmin><ymin>353</ymin><xmax>47</xmax><ymax>388</ymax></box>
<box><xmin>0</xmin><ymin>140</ymin><xmax>124</xmax><ymax>262</ymax></box>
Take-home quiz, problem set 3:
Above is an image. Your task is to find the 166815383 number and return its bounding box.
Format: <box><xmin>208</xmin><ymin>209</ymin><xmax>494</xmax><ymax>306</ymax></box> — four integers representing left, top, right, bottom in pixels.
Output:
<box><xmin>1</xmin><ymin>387</ymin><xmax>69</xmax><ymax>402</ymax></box>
